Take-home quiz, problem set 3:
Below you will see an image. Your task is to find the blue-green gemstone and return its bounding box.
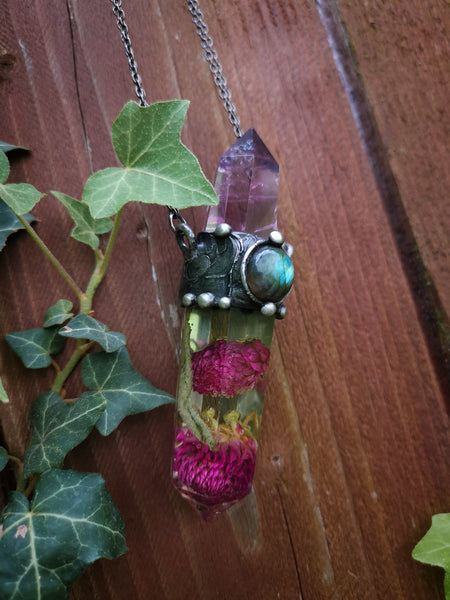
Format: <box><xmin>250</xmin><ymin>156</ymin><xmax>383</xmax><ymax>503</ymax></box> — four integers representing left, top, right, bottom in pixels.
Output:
<box><xmin>246</xmin><ymin>247</ymin><xmax>294</xmax><ymax>302</ymax></box>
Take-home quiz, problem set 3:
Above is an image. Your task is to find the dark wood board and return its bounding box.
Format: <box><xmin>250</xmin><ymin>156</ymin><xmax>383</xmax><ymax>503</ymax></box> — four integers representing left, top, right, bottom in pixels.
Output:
<box><xmin>0</xmin><ymin>1</ymin><xmax>448</xmax><ymax>599</ymax></box>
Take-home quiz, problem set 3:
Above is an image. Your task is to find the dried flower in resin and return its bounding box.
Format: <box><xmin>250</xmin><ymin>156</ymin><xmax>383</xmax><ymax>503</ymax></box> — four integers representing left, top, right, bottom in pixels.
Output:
<box><xmin>173</xmin><ymin>415</ymin><xmax>257</xmax><ymax>514</ymax></box>
<box><xmin>191</xmin><ymin>339</ymin><xmax>270</xmax><ymax>397</ymax></box>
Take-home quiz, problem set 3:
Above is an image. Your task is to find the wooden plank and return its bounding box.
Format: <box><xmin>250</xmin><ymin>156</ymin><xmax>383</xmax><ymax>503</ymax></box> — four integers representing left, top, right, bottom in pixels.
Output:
<box><xmin>321</xmin><ymin>0</ymin><xmax>450</xmax><ymax>380</ymax></box>
<box><xmin>0</xmin><ymin>1</ymin><xmax>448</xmax><ymax>599</ymax></box>
<box><xmin>338</xmin><ymin>0</ymin><xmax>450</xmax><ymax>304</ymax></box>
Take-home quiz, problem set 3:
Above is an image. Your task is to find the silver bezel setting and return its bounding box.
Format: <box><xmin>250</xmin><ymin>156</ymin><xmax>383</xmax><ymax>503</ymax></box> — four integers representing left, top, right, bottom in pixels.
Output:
<box><xmin>240</xmin><ymin>238</ymin><xmax>293</xmax><ymax>307</ymax></box>
<box><xmin>240</xmin><ymin>239</ymin><xmax>267</xmax><ymax>306</ymax></box>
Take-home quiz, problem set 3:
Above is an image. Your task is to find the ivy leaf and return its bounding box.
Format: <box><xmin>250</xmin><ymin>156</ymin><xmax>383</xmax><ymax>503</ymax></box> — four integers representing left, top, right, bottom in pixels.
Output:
<box><xmin>0</xmin><ymin>470</ymin><xmax>127</xmax><ymax>600</ymax></box>
<box><xmin>413</xmin><ymin>513</ymin><xmax>450</xmax><ymax>599</ymax></box>
<box><xmin>0</xmin><ymin>447</ymin><xmax>8</xmax><ymax>472</ymax></box>
<box><xmin>0</xmin><ymin>142</ymin><xmax>29</xmax><ymax>153</ymax></box>
<box><xmin>81</xmin><ymin>347</ymin><xmax>175</xmax><ymax>435</ymax></box>
<box><xmin>0</xmin><ymin>150</ymin><xmax>10</xmax><ymax>183</ymax></box>
<box><xmin>42</xmin><ymin>299</ymin><xmax>74</xmax><ymax>328</ymax></box>
<box><xmin>0</xmin><ymin>198</ymin><xmax>35</xmax><ymax>250</ymax></box>
<box><xmin>59</xmin><ymin>314</ymin><xmax>126</xmax><ymax>352</ymax></box>
<box><xmin>0</xmin><ymin>150</ymin><xmax>35</xmax><ymax>249</ymax></box>
<box><xmin>5</xmin><ymin>326</ymin><xmax>66</xmax><ymax>369</ymax></box>
<box><xmin>52</xmin><ymin>191</ymin><xmax>113</xmax><ymax>250</ymax></box>
<box><xmin>82</xmin><ymin>100</ymin><xmax>218</xmax><ymax>218</ymax></box>
<box><xmin>413</xmin><ymin>514</ymin><xmax>450</xmax><ymax>570</ymax></box>
<box><xmin>23</xmin><ymin>391</ymin><xmax>106</xmax><ymax>478</ymax></box>
<box><xmin>0</xmin><ymin>182</ymin><xmax>45</xmax><ymax>215</ymax></box>
<box><xmin>0</xmin><ymin>376</ymin><xmax>9</xmax><ymax>403</ymax></box>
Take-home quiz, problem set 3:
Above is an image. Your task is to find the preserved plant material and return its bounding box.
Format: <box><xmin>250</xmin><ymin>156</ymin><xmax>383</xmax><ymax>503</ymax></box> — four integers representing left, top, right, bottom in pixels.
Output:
<box><xmin>172</xmin><ymin>308</ymin><xmax>274</xmax><ymax>518</ymax></box>
<box><xmin>172</xmin><ymin>128</ymin><xmax>293</xmax><ymax>518</ymax></box>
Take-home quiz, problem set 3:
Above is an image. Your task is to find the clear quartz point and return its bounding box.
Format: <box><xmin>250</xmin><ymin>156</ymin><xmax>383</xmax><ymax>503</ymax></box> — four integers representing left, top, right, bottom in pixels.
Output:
<box><xmin>172</xmin><ymin>129</ymin><xmax>280</xmax><ymax>519</ymax></box>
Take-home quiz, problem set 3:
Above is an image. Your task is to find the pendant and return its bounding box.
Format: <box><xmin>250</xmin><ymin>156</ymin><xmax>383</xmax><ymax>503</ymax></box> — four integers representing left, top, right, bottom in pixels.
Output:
<box><xmin>171</xmin><ymin>129</ymin><xmax>294</xmax><ymax>519</ymax></box>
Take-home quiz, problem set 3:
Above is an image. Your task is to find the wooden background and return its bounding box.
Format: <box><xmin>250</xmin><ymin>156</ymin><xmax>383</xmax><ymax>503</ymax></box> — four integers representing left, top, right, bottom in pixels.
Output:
<box><xmin>0</xmin><ymin>1</ymin><xmax>449</xmax><ymax>598</ymax></box>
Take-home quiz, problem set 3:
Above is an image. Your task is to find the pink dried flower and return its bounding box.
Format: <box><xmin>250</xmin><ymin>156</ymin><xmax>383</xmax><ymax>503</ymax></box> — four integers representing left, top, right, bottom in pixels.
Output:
<box><xmin>173</xmin><ymin>426</ymin><xmax>257</xmax><ymax>507</ymax></box>
<box><xmin>191</xmin><ymin>339</ymin><xmax>270</xmax><ymax>397</ymax></box>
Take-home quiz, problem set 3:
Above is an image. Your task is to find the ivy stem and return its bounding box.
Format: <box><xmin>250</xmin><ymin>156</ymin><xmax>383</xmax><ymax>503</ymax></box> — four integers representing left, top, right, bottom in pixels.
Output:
<box><xmin>8</xmin><ymin>455</ymin><xmax>26</xmax><ymax>494</ymax></box>
<box><xmin>51</xmin><ymin>340</ymin><xmax>95</xmax><ymax>393</ymax></box>
<box><xmin>15</xmin><ymin>470</ymin><xmax>27</xmax><ymax>494</ymax></box>
<box><xmin>52</xmin><ymin>209</ymin><xmax>123</xmax><ymax>393</ymax></box>
<box><xmin>51</xmin><ymin>358</ymin><xmax>61</xmax><ymax>374</ymax></box>
<box><xmin>16</xmin><ymin>213</ymin><xmax>83</xmax><ymax>300</ymax></box>
<box><xmin>80</xmin><ymin>207</ymin><xmax>123</xmax><ymax>315</ymax></box>
<box><xmin>23</xmin><ymin>475</ymin><xmax>38</xmax><ymax>499</ymax></box>
<box><xmin>101</xmin><ymin>206</ymin><xmax>123</xmax><ymax>279</ymax></box>
<box><xmin>7</xmin><ymin>454</ymin><xmax>23</xmax><ymax>469</ymax></box>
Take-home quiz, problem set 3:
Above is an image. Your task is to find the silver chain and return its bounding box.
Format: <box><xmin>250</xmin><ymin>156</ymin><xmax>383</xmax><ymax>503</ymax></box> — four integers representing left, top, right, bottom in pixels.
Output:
<box><xmin>110</xmin><ymin>0</ymin><xmax>147</xmax><ymax>107</ymax></box>
<box><xmin>186</xmin><ymin>0</ymin><xmax>243</xmax><ymax>138</ymax></box>
<box><xmin>111</xmin><ymin>0</ymin><xmax>242</xmax><ymax>138</ymax></box>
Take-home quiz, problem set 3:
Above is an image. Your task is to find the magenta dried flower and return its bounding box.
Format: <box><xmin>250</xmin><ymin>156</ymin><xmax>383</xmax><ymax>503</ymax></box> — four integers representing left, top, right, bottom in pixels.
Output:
<box><xmin>173</xmin><ymin>426</ymin><xmax>257</xmax><ymax>507</ymax></box>
<box><xmin>191</xmin><ymin>339</ymin><xmax>270</xmax><ymax>397</ymax></box>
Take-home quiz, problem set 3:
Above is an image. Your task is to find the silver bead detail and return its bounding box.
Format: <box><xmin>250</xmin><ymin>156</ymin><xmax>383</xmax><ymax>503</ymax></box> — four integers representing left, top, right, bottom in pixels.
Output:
<box><xmin>182</xmin><ymin>293</ymin><xmax>196</xmax><ymax>307</ymax></box>
<box><xmin>261</xmin><ymin>302</ymin><xmax>277</xmax><ymax>316</ymax></box>
<box><xmin>218</xmin><ymin>296</ymin><xmax>231</xmax><ymax>309</ymax></box>
<box><xmin>277</xmin><ymin>305</ymin><xmax>287</xmax><ymax>319</ymax></box>
<box><xmin>197</xmin><ymin>292</ymin><xmax>215</xmax><ymax>308</ymax></box>
<box><xmin>268</xmin><ymin>230</ymin><xmax>284</xmax><ymax>246</ymax></box>
<box><xmin>214</xmin><ymin>223</ymin><xmax>232</xmax><ymax>237</ymax></box>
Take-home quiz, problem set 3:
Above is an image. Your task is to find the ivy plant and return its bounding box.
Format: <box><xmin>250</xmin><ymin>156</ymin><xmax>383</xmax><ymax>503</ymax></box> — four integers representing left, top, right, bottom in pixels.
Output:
<box><xmin>0</xmin><ymin>100</ymin><xmax>218</xmax><ymax>600</ymax></box>
<box><xmin>412</xmin><ymin>513</ymin><xmax>450</xmax><ymax>599</ymax></box>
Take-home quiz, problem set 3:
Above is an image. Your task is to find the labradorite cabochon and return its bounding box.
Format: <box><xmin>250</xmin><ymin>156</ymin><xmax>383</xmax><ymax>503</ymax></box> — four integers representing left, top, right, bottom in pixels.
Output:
<box><xmin>245</xmin><ymin>246</ymin><xmax>294</xmax><ymax>302</ymax></box>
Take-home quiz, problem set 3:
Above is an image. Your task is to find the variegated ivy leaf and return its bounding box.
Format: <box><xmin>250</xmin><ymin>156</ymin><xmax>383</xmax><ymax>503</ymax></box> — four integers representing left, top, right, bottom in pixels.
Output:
<box><xmin>413</xmin><ymin>513</ymin><xmax>450</xmax><ymax>570</ymax></box>
<box><xmin>0</xmin><ymin>150</ymin><xmax>36</xmax><ymax>249</ymax></box>
<box><xmin>0</xmin><ymin>377</ymin><xmax>9</xmax><ymax>403</ymax></box>
<box><xmin>0</xmin><ymin>198</ymin><xmax>35</xmax><ymax>250</ymax></box>
<box><xmin>82</xmin><ymin>100</ymin><xmax>218</xmax><ymax>218</ymax></box>
<box><xmin>0</xmin><ymin>447</ymin><xmax>8</xmax><ymax>472</ymax></box>
<box><xmin>0</xmin><ymin>470</ymin><xmax>127</xmax><ymax>600</ymax></box>
<box><xmin>0</xmin><ymin>150</ymin><xmax>10</xmax><ymax>183</ymax></box>
<box><xmin>23</xmin><ymin>391</ymin><xmax>106</xmax><ymax>478</ymax></box>
<box><xmin>52</xmin><ymin>191</ymin><xmax>113</xmax><ymax>250</ymax></box>
<box><xmin>42</xmin><ymin>299</ymin><xmax>74</xmax><ymax>328</ymax></box>
<box><xmin>59</xmin><ymin>314</ymin><xmax>126</xmax><ymax>352</ymax></box>
<box><xmin>0</xmin><ymin>144</ymin><xmax>41</xmax><ymax>215</ymax></box>
<box><xmin>0</xmin><ymin>142</ymin><xmax>29</xmax><ymax>154</ymax></box>
<box><xmin>413</xmin><ymin>513</ymin><xmax>450</xmax><ymax>599</ymax></box>
<box><xmin>5</xmin><ymin>326</ymin><xmax>66</xmax><ymax>369</ymax></box>
<box><xmin>0</xmin><ymin>182</ymin><xmax>45</xmax><ymax>215</ymax></box>
<box><xmin>81</xmin><ymin>347</ymin><xmax>175</xmax><ymax>435</ymax></box>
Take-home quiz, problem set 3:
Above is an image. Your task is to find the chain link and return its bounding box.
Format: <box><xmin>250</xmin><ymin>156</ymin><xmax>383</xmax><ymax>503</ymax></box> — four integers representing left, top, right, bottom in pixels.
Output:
<box><xmin>110</xmin><ymin>0</ymin><xmax>147</xmax><ymax>107</ymax></box>
<box><xmin>186</xmin><ymin>0</ymin><xmax>243</xmax><ymax>138</ymax></box>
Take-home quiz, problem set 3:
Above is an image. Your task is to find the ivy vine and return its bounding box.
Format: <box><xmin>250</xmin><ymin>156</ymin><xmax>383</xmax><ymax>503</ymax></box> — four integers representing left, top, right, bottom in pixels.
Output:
<box><xmin>0</xmin><ymin>100</ymin><xmax>218</xmax><ymax>600</ymax></box>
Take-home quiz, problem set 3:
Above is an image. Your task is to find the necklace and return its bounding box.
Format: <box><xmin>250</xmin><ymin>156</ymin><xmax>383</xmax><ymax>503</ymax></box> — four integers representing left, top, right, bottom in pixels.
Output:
<box><xmin>111</xmin><ymin>0</ymin><xmax>294</xmax><ymax>519</ymax></box>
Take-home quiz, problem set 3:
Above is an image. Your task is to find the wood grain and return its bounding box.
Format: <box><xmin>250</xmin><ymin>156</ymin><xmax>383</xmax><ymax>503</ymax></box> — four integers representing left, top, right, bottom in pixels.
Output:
<box><xmin>338</xmin><ymin>0</ymin><xmax>450</xmax><ymax>307</ymax></box>
<box><xmin>0</xmin><ymin>1</ymin><xmax>448</xmax><ymax>599</ymax></box>
<box><xmin>324</xmin><ymin>0</ymin><xmax>450</xmax><ymax>384</ymax></box>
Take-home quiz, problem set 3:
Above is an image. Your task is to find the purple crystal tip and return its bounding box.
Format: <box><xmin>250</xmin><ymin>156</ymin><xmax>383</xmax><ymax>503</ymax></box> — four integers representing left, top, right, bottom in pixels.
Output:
<box><xmin>206</xmin><ymin>128</ymin><xmax>279</xmax><ymax>236</ymax></box>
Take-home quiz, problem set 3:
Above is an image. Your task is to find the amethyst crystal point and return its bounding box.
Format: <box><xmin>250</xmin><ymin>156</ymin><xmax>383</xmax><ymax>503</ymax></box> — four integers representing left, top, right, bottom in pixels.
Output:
<box><xmin>206</xmin><ymin>128</ymin><xmax>279</xmax><ymax>236</ymax></box>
